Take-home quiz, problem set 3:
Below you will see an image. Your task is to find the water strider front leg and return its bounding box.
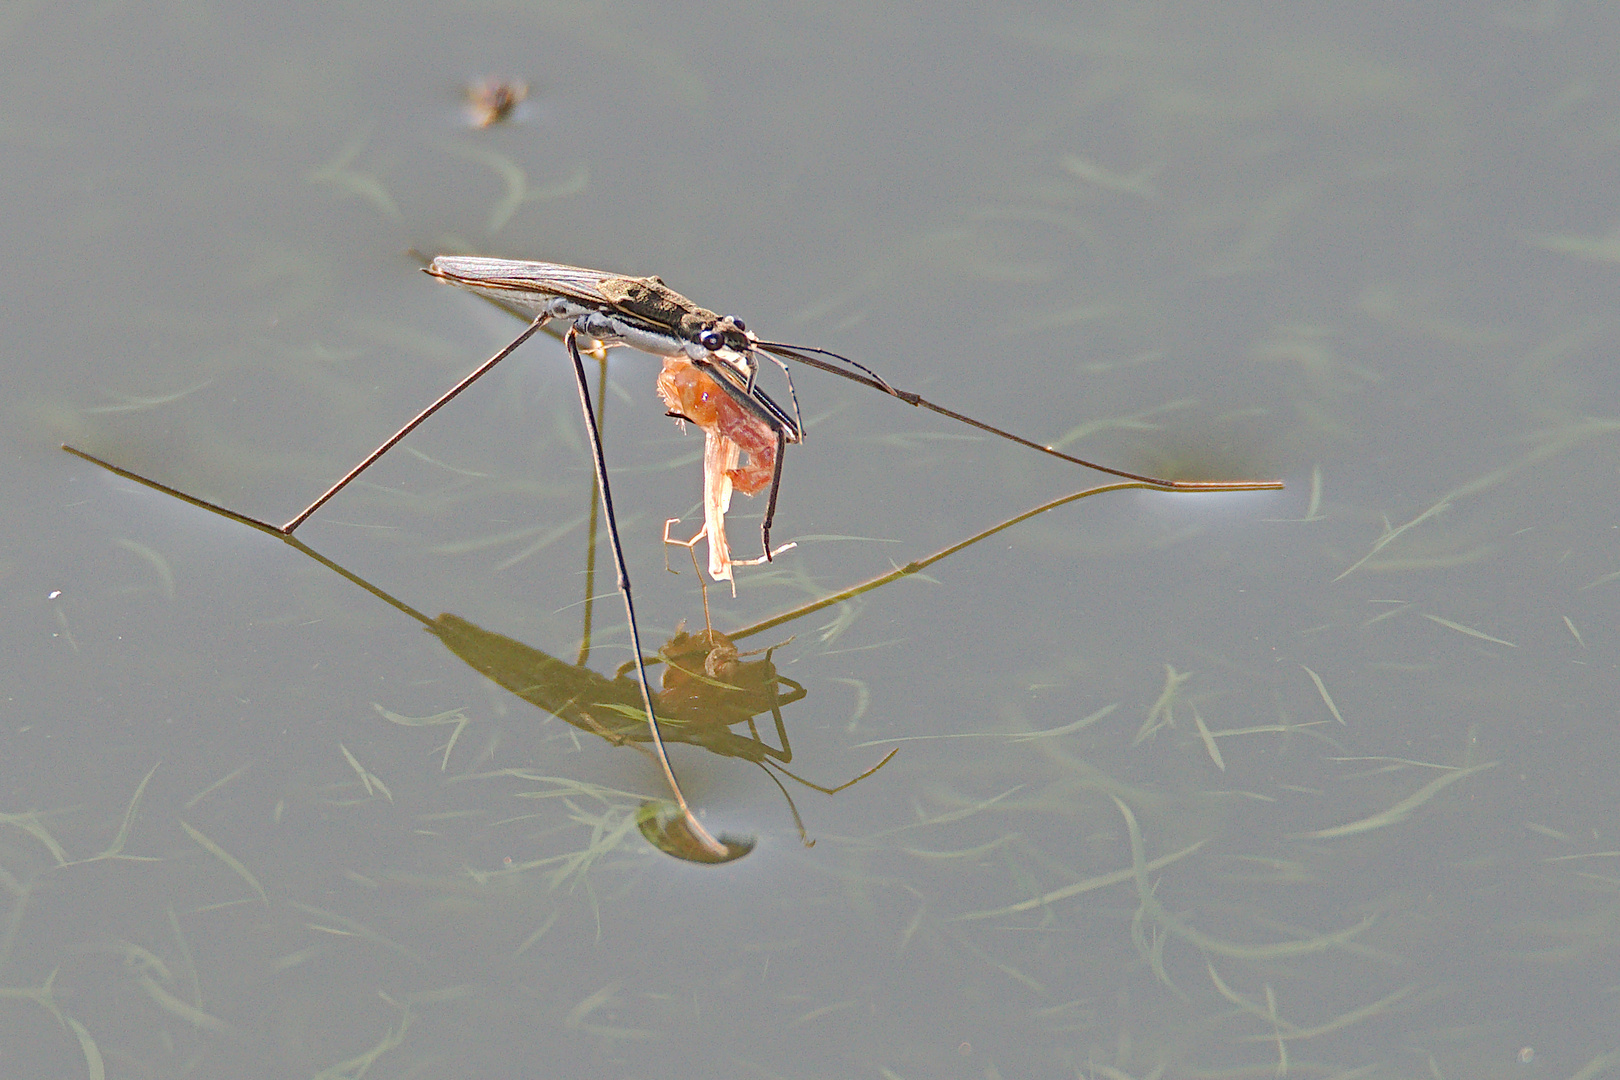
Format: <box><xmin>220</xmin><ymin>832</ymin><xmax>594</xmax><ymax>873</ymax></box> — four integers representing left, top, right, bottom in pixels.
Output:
<box><xmin>758</xmin><ymin>425</ymin><xmax>788</xmax><ymax>561</ymax></box>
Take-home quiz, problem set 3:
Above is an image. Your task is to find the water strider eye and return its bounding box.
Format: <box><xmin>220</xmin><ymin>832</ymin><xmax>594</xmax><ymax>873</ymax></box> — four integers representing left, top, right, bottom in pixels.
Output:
<box><xmin>724</xmin><ymin>315</ymin><xmax>745</xmax><ymax>332</ymax></box>
<box><xmin>699</xmin><ymin>329</ymin><xmax>723</xmax><ymax>351</ymax></box>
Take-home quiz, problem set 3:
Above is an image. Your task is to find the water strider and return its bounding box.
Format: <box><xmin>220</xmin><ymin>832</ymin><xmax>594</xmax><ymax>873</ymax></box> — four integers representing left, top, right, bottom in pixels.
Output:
<box><xmin>63</xmin><ymin>253</ymin><xmax>1283</xmax><ymax>862</ymax></box>
<box><xmin>420</xmin><ymin>257</ymin><xmax>805</xmax><ymax>579</ymax></box>
<box><xmin>417</xmin><ymin>256</ymin><xmax>1283</xmax><ymax>576</ymax></box>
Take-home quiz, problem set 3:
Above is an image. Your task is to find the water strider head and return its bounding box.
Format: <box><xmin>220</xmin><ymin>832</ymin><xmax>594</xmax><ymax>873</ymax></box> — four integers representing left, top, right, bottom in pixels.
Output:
<box><xmin>695</xmin><ymin>313</ymin><xmax>751</xmax><ymax>355</ymax></box>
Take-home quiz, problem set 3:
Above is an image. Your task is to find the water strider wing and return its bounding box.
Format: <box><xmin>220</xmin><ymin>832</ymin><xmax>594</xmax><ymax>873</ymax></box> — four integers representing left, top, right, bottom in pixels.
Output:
<box><xmin>428</xmin><ymin>256</ymin><xmax>627</xmax><ymax>313</ymax></box>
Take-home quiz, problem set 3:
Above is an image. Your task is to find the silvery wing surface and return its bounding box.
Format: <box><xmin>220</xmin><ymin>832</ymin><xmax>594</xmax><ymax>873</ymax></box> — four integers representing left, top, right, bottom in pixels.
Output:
<box><xmin>428</xmin><ymin>256</ymin><xmax>619</xmax><ymax>316</ymax></box>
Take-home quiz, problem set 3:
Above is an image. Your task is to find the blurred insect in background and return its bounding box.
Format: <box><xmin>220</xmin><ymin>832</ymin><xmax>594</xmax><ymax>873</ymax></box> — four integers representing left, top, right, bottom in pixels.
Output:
<box><xmin>462</xmin><ymin>77</ymin><xmax>527</xmax><ymax>128</ymax></box>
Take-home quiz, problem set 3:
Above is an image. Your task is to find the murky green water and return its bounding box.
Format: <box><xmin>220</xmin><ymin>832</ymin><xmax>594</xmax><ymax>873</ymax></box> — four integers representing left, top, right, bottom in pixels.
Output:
<box><xmin>4</xmin><ymin>3</ymin><xmax>1619</xmax><ymax>1077</ymax></box>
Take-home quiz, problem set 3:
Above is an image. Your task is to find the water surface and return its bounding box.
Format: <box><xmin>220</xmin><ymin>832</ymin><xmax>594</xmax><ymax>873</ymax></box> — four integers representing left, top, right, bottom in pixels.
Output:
<box><xmin>3</xmin><ymin>3</ymin><xmax>1618</xmax><ymax>1077</ymax></box>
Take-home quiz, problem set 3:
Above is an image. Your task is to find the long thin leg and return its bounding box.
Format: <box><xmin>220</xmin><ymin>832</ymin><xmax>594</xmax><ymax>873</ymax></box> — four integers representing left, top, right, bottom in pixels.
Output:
<box><xmin>281</xmin><ymin>316</ymin><xmax>549</xmax><ymax>533</ymax></box>
<box><xmin>751</xmin><ymin>347</ymin><xmax>804</xmax><ymax>440</ymax></box>
<box><xmin>757</xmin><ymin>341</ymin><xmax>1283</xmax><ymax>493</ymax></box>
<box><xmin>563</xmin><ymin>328</ymin><xmax>733</xmax><ymax>860</ymax></box>
<box><xmin>759</xmin><ymin>425</ymin><xmax>787</xmax><ymax>560</ymax></box>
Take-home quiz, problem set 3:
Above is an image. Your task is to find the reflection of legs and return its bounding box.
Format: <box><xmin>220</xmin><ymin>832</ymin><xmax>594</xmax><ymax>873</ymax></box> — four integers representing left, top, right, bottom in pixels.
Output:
<box><xmin>577</xmin><ymin>344</ymin><xmax>609</xmax><ymax>668</ymax></box>
<box><xmin>748</xmin><ymin>702</ymin><xmax>790</xmax><ymax>762</ymax></box>
<box><xmin>755</xmin><ymin>734</ymin><xmax>900</xmax><ymax>849</ymax></box>
<box><xmin>564</xmin><ymin>328</ymin><xmax>730</xmax><ymax>860</ymax></box>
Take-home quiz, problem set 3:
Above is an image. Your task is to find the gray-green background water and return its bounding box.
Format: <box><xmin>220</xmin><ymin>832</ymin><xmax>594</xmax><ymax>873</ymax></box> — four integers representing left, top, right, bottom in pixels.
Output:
<box><xmin>4</xmin><ymin>2</ymin><xmax>1618</xmax><ymax>1077</ymax></box>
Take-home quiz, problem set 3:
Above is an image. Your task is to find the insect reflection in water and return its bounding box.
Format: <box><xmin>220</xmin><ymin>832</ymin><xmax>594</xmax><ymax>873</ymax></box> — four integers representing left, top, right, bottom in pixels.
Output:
<box><xmin>59</xmin><ymin>440</ymin><xmax>1251</xmax><ymax>862</ymax></box>
<box><xmin>430</xmin><ymin>607</ymin><xmax>895</xmax><ymax>858</ymax></box>
<box><xmin>54</xmin><ymin>443</ymin><xmax>893</xmax><ymax>862</ymax></box>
